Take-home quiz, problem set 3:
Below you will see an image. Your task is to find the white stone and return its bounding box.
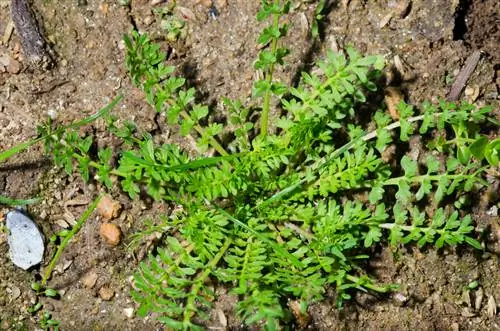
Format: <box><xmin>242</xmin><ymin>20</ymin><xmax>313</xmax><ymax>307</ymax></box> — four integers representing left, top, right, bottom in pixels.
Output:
<box><xmin>123</xmin><ymin>307</ymin><xmax>134</xmax><ymax>319</ymax></box>
<box><xmin>6</xmin><ymin>210</ymin><xmax>45</xmax><ymax>270</ymax></box>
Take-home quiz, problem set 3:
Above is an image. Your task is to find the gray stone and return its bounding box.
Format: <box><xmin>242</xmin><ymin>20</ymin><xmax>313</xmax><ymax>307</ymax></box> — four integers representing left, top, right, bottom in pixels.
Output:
<box><xmin>5</xmin><ymin>210</ymin><xmax>44</xmax><ymax>270</ymax></box>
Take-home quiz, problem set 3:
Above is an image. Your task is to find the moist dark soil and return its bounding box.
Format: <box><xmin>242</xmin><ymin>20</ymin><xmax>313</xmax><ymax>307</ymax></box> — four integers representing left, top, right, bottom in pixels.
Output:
<box><xmin>0</xmin><ymin>1</ymin><xmax>498</xmax><ymax>330</ymax></box>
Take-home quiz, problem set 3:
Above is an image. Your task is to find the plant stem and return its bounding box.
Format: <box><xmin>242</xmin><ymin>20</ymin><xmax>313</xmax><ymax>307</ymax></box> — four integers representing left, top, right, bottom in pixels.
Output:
<box><xmin>259</xmin><ymin>0</ymin><xmax>281</xmax><ymax>138</ymax></box>
<box><xmin>345</xmin><ymin>274</ymin><xmax>394</xmax><ymax>293</ymax></box>
<box><xmin>41</xmin><ymin>194</ymin><xmax>103</xmax><ymax>286</ymax></box>
<box><xmin>257</xmin><ymin>113</ymin><xmax>447</xmax><ymax>210</ymax></box>
<box><xmin>179</xmin><ymin>110</ymin><xmax>228</xmax><ymax>156</ymax></box>
<box><xmin>0</xmin><ymin>195</ymin><xmax>40</xmax><ymax>206</ymax></box>
<box><xmin>183</xmin><ymin>238</ymin><xmax>231</xmax><ymax>327</ymax></box>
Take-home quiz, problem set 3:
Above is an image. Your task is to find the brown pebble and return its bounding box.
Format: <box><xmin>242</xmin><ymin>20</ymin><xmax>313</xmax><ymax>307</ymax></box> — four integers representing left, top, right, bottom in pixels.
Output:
<box><xmin>215</xmin><ymin>0</ymin><xmax>227</xmax><ymax>9</ymax></box>
<box><xmin>97</xmin><ymin>195</ymin><xmax>122</xmax><ymax>220</ymax></box>
<box><xmin>98</xmin><ymin>286</ymin><xmax>114</xmax><ymax>301</ymax></box>
<box><xmin>82</xmin><ymin>271</ymin><xmax>98</xmax><ymax>289</ymax></box>
<box><xmin>0</xmin><ymin>55</ymin><xmax>22</xmax><ymax>74</ymax></box>
<box><xmin>7</xmin><ymin>58</ymin><xmax>22</xmax><ymax>74</ymax></box>
<box><xmin>199</xmin><ymin>0</ymin><xmax>212</xmax><ymax>7</ymax></box>
<box><xmin>100</xmin><ymin>223</ymin><xmax>121</xmax><ymax>246</ymax></box>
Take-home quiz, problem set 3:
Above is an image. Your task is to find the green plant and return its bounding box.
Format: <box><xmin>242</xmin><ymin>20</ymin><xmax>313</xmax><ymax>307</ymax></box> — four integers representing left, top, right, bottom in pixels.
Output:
<box><xmin>153</xmin><ymin>1</ymin><xmax>186</xmax><ymax>42</ymax></box>
<box><xmin>39</xmin><ymin>311</ymin><xmax>60</xmax><ymax>331</ymax></box>
<box><xmin>1</xmin><ymin>0</ymin><xmax>498</xmax><ymax>329</ymax></box>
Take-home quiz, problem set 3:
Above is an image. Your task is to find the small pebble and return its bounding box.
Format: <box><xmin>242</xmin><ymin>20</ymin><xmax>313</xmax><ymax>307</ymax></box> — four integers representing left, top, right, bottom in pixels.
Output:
<box><xmin>199</xmin><ymin>0</ymin><xmax>212</xmax><ymax>7</ymax></box>
<box><xmin>215</xmin><ymin>0</ymin><xmax>227</xmax><ymax>9</ymax></box>
<box><xmin>393</xmin><ymin>292</ymin><xmax>409</xmax><ymax>305</ymax></box>
<box><xmin>98</xmin><ymin>286</ymin><xmax>114</xmax><ymax>301</ymax></box>
<box><xmin>82</xmin><ymin>271</ymin><xmax>98</xmax><ymax>289</ymax></box>
<box><xmin>8</xmin><ymin>286</ymin><xmax>21</xmax><ymax>301</ymax></box>
<box><xmin>54</xmin><ymin>259</ymin><xmax>73</xmax><ymax>274</ymax></box>
<box><xmin>97</xmin><ymin>195</ymin><xmax>122</xmax><ymax>220</ymax></box>
<box><xmin>100</xmin><ymin>223</ymin><xmax>122</xmax><ymax>246</ymax></box>
<box><xmin>123</xmin><ymin>307</ymin><xmax>134</xmax><ymax>319</ymax></box>
<box><xmin>486</xmin><ymin>205</ymin><xmax>498</xmax><ymax>217</ymax></box>
<box><xmin>0</xmin><ymin>55</ymin><xmax>22</xmax><ymax>74</ymax></box>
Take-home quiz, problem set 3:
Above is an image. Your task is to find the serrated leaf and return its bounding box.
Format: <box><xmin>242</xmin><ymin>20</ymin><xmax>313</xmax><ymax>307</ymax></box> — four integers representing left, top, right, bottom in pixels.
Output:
<box><xmin>415</xmin><ymin>178</ymin><xmax>431</xmax><ymax>200</ymax></box>
<box><xmin>401</xmin><ymin>156</ymin><xmax>418</xmax><ymax>177</ymax></box>
<box><xmin>395</xmin><ymin>179</ymin><xmax>411</xmax><ymax>204</ymax></box>
<box><xmin>368</xmin><ymin>185</ymin><xmax>384</xmax><ymax>203</ymax></box>
<box><xmin>364</xmin><ymin>227</ymin><xmax>382</xmax><ymax>247</ymax></box>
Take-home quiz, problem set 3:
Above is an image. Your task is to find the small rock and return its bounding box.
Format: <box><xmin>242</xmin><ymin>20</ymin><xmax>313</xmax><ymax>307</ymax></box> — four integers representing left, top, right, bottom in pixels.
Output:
<box><xmin>393</xmin><ymin>292</ymin><xmax>409</xmax><ymax>306</ymax></box>
<box><xmin>199</xmin><ymin>0</ymin><xmax>212</xmax><ymax>7</ymax></box>
<box><xmin>54</xmin><ymin>219</ymin><xmax>70</xmax><ymax>229</ymax></box>
<box><xmin>143</xmin><ymin>15</ymin><xmax>154</xmax><ymax>26</ymax></box>
<box><xmin>215</xmin><ymin>0</ymin><xmax>227</xmax><ymax>9</ymax></box>
<box><xmin>395</xmin><ymin>0</ymin><xmax>412</xmax><ymax>18</ymax></box>
<box><xmin>82</xmin><ymin>271</ymin><xmax>98</xmax><ymax>289</ymax></box>
<box><xmin>0</xmin><ymin>54</ymin><xmax>22</xmax><ymax>74</ymax></box>
<box><xmin>178</xmin><ymin>6</ymin><xmax>196</xmax><ymax>21</ymax></box>
<box><xmin>97</xmin><ymin>195</ymin><xmax>122</xmax><ymax>220</ymax></box>
<box><xmin>99</xmin><ymin>223</ymin><xmax>122</xmax><ymax>246</ymax></box>
<box><xmin>123</xmin><ymin>307</ymin><xmax>134</xmax><ymax>319</ymax></box>
<box><xmin>486</xmin><ymin>295</ymin><xmax>497</xmax><ymax>317</ymax></box>
<box><xmin>6</xmin><ymin>58</ymin><xmax>21</xmax><ymax>74</ymax></box>
<box><xmin>5</xmin><ymin>210</ymin><xmax>44</xmax><ymax>270</ymax></box>
<box><xmin>486</xmin><ymin>205</ymin><xmax>498</xmax><ymax>216</ymax></box>
<box><xmin>8</xmin><ymin>286</ymin><xmax>21</xmax><ymax>301</ymax></box>
<box><xmin>54</xmin><ymin>259</ymin><xmax>73</xmax><ymax>275</ymax></box>
<box><xmin>99</xmin><ymin>286</ymin><xmax>115</xmax><ymax>301</ymax></box>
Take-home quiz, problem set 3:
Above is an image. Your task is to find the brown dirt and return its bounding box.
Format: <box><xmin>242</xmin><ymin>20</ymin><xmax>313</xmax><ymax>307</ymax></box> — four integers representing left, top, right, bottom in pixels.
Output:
<box><xmin>0</xmin><ymin>0</ymin><xmax>498</xmax><ymax>330</ymax></box>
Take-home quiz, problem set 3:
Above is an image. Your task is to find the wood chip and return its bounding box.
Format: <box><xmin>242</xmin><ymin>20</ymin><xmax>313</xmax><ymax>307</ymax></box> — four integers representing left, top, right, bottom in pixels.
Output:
<box><xmin>65</xmin><ymin>198</ymin><xmax>91</xmax><ymax>206</ymax></box>
<box><xmin>2</xmin><ymin>21</ymin><xmax>14</xmax><ymax>45</ymax></box>
<box><xmin>447</xmin><ymin>51</ymin><xmax>482</xmax><ymax>101</ymax></box>
<box><xmin>63</xmin><ymin>209</ymin><xmax>77</xmax><ymax>226</ymax></box>
<box><xmin>288</xmin><ymin>300</ymin><xmax>310</xmax><ymax>328</ymax></box>
<box><xmin>474</xmin><ymin>287</ymin><xmax>483</xmax><ymax>311</ymax></box>
<box><xmin>384</xmin><ymin>86</ymin><xmax>405</xmax><ymax>120</ymax></box>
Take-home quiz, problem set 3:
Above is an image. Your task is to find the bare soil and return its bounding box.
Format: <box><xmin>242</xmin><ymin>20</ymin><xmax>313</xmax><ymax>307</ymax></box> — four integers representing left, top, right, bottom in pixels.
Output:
<box><xmin>0</xmin><ymin>0</ymin><xmax>498</xmax><ymax>330</ymax></box>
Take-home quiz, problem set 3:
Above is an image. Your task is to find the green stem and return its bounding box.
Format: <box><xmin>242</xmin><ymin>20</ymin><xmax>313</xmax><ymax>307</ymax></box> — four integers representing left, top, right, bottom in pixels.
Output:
<box><xmin>179</xmin><ymin>110</ymin><xmax>228</xmax><ymax>156</ymax></box>
<box><xmin>41</xmin><ymin>194</ymin><xmax>103</xmax><ymax>286</ymax></box>
<box><xmin>257</xmin><ymin>113</ymin><xmax>449</xmax><ymax>210</ymax></box>
<box><xmin>260</xmin><ymin>0</ymin><xmax>281</xmax><ymax>138</ymax></box>
<box><xmin>345</xmin><ymin>274</ymin><xmax>395</xmax><ymax>293</ymax></box>
<box><xmin>382</xmin><ymin>171</ymin><xmax>484</xmax><ymax>186</ymax></box>
<box><xmin>0</xmin><ymin>195</ymin><xmax>40</xmax><ymax>206</ymax></box>
<box><xmin>183</xmin><ymin>238</ymin><xmax>231</xmax><ymax>327</ymax></box>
